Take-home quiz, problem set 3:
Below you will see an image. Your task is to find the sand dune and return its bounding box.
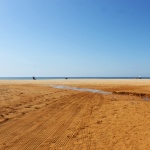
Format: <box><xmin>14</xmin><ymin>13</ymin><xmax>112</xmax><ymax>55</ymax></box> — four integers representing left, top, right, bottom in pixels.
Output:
<box><xmin>0</xmin><ymin>79</ymin><xmax>150</xmax><ymax>149</ymax></box>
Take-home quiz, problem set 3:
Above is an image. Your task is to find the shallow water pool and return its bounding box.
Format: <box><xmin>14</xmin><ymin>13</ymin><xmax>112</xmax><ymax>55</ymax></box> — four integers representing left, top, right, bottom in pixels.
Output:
<box><xmin>50</xmin><ymin>85</ymin><xmax>112</xmax><ymax>95</ymax></box>
<box><xmin>143</xmin><ymin>97</ymin><xmax>150</xmax><ymax>101</ymax></box>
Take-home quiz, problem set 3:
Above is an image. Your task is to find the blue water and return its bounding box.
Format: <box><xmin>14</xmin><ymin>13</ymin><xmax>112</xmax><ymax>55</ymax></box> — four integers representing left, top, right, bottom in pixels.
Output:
<box><xmin>0</xmin><ymin>77</ymin><xmax>65</xmax><ymax>80</ymax></box>
<box><xmin>0</xmin><ymin>77</ymin><xmax>150</xmax><ymax>80</ymax></box>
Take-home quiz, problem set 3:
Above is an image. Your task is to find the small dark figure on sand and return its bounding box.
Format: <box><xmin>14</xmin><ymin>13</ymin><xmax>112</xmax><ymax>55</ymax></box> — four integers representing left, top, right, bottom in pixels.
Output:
<box><xmin>32</xmin><ymin>76</ymin><xmax>36</xmax><ymax>80</ymax></box>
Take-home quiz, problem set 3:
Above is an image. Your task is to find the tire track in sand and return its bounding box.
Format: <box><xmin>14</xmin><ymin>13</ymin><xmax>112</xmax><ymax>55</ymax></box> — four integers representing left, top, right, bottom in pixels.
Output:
<box><xmin>0</xmin><ymin>93</ymin><xmax>83</xmax><ymax>150</ymax></box>
<box><xmin>63</xmin><ymin>94</ymin><xmax>104</xmax><ymax>150</ymax></box>
<box><xmin>0</xmin><ymin>89</ymin><xmax>105</xmax><ymax>150</ymax></box>
<box><xmin>35</xmin><ymin>94</ymin><xmax>88</xmax><ymax>150</ymax></box>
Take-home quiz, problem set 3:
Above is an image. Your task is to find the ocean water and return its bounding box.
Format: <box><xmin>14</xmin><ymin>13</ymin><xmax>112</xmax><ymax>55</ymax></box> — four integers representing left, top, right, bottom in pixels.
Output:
<box><xmin>0</xmin><ymin>77</ymin><xmax>150</xmax><ymax>80</ymax></box>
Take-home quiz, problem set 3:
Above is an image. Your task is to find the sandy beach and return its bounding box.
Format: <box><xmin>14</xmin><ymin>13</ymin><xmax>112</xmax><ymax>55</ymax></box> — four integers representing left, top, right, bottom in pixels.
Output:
<box><xmin>1</xmin><ymin>79</ymin><xmax>150</xmax><ymax>150</ymax></box>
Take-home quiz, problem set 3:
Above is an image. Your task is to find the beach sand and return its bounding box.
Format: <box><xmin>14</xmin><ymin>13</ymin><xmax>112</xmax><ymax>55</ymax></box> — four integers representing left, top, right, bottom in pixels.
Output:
<box><xmin>1</xmin><ymin>79</ymin><xmax>150</xmax><ymax>149</ymax></box>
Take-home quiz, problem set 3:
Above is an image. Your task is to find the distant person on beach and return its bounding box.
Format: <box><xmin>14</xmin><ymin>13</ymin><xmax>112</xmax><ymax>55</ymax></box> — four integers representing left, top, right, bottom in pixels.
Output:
<box><xmin>32</xmin><ymin>76</ymin><xmax>36</xmax><ymax>80</ymax></box>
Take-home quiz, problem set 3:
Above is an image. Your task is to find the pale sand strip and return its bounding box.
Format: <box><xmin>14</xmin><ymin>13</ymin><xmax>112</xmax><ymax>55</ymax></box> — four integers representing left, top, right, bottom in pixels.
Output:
<box><xmin>0</xmin><ymin>79</ymin><xmax>150</xmax><ymax>85</ymax></box>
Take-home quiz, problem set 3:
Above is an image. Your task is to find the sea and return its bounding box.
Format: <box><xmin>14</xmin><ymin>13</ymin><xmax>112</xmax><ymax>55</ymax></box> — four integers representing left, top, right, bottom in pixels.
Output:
<box><xmin>0</xmin><ymin>77</ymin><xmax>150</xmax><ymax>80</ymax></box>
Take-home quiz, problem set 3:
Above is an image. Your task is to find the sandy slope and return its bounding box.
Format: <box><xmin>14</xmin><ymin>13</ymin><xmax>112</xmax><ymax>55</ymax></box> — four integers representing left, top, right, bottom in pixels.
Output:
<box><xmin>0</xmin><ymin>79</ymin><xmax>150</xmax><ymax>150</ymax></box>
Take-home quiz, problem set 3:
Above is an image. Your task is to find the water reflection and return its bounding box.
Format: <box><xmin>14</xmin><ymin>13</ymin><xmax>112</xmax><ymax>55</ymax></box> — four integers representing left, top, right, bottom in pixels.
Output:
<box><xmin>51</xmin><ymin>85</ymin><xmax>112</xmax><ymax>95</ymax></box>
<box><xmin>143</xmin><ymin>97</ymin><xmax>150</xmax><ymax>101</ymax></box>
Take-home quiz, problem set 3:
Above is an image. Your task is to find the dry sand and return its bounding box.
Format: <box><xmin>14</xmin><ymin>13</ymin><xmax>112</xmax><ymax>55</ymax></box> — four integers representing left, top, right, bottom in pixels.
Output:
<box><xmin>0</xmin><ymin>79</ymin><xmax>150</xmax><ymax>149</ymax></box>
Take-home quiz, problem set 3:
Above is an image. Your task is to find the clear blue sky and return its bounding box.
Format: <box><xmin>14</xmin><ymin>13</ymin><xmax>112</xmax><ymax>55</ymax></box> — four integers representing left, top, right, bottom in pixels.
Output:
<box><xmin>0</xmin><ymin>0</ymin><xmax>150</xmax><ymax>77</ymax></box>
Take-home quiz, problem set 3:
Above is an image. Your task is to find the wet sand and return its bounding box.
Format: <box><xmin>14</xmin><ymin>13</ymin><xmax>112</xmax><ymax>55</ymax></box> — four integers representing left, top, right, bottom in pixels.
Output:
<box><xmin>1</xmin><ymin>79</ymin><xmax>150</xmax><ymax>149</ymax></box>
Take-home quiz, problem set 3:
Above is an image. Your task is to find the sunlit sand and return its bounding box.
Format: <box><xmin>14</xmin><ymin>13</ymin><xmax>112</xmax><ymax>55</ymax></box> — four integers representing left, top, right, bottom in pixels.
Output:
<box><xmin>1</xmin><ymin>79</ymin><xmax>150</xmax><ymax>149</ymax></box>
